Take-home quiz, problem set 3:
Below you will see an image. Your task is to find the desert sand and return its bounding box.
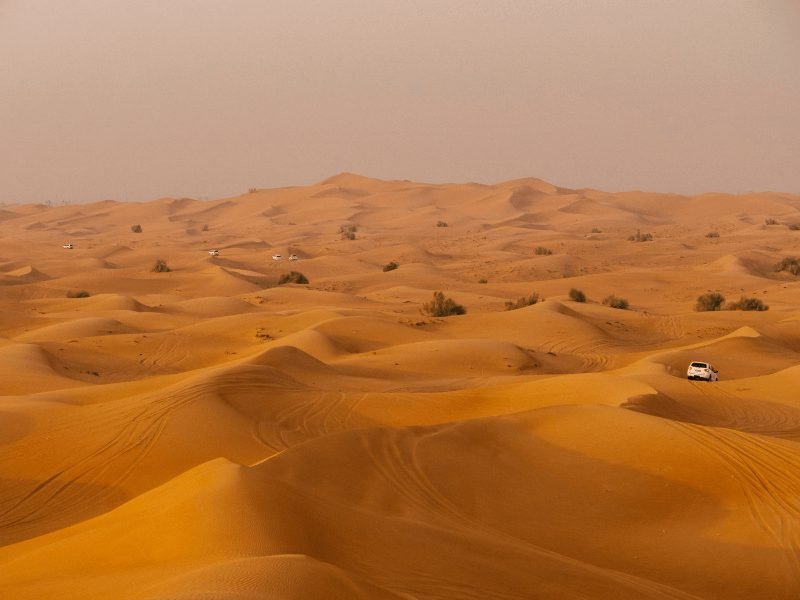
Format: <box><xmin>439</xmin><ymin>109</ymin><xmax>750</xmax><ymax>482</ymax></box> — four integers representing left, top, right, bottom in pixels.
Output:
<box><xmin>1</xmin><ymin>174</ymin><xmax>800</xmax><ymax>599</ymax></box>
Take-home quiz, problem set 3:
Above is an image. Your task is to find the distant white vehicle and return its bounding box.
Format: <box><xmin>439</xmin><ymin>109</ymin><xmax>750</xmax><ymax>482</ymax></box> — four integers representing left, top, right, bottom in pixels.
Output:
<box><xmin>208</xmin><ymin>249</ymin><xmax>220</xmax><ymax>256</ymax></box>
<box><xmin>687</xmin><ymin>361</ymin><xmax>718</xmax><ymax>382</ymax></box>
<box><xmin>62</xmin><ymin>243</ymin><xmax>73</xmax><ymax>249</ymax></box>
<box><xmin>288</xmin><ymin>253</ymin><xmax>299</xmax><ymax>261</ymax></box>
<box><xmin>272</xmin><ymin>254</ymin><xmax>283</xmax><ymax>261</ymax></box>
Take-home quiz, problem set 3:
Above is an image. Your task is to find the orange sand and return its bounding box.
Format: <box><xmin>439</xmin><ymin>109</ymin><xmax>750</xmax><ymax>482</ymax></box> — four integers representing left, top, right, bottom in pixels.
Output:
<box><xmin>1</xmin><ymin>174</ymin><xmax>800</xmax><ymax>598</ymax></box>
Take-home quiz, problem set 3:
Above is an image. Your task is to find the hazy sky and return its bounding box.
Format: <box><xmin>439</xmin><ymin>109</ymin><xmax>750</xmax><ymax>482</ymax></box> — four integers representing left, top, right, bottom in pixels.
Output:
<box><xmin>1</xmin><ymin>1</ymin><xmax>799</xmax><ymax>203</ymax></box>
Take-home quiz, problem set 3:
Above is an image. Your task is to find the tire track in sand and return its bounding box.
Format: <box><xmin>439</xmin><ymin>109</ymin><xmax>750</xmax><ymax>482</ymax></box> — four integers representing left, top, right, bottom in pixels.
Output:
<box><xmin>0</xmin><ymin>383</ymin><xmax>207</xmax><ymax>544</ymax></box>
<box><xmin>674</xmin><ymin>421</ymin><xmax>800</xmax><ymax>580</ymax></box>
<box><xmin>357</xmin><ymin>428</ymin><xmax>705</xmax><ymax>600</ymax></box>
<box><xmin>256</xmin><ymin>392</ymin><xmax>372</xmax><ymax>452</ymax></box>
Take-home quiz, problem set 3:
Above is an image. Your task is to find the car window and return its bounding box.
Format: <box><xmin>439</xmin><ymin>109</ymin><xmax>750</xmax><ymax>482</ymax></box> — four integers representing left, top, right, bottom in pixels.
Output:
<box><xmin>690</xmin><ymin>362</ymin><xmax>707</xmax><ymax>368</ymax></box>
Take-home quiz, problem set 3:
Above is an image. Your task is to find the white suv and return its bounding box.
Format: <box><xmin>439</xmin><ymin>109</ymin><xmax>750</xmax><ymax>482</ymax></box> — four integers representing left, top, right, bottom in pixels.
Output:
<box><xmin>687</xmin><ymin>361</ymin><xmax>718</xmax><ymax>382</ymax></box>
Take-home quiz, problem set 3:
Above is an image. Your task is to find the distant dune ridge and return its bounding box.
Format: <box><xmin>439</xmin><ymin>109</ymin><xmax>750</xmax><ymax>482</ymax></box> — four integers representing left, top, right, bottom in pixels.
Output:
<box><xmin>1</xmin><ymin>174</ymin><xmax>800</xmax><ymax>598</ymax></box>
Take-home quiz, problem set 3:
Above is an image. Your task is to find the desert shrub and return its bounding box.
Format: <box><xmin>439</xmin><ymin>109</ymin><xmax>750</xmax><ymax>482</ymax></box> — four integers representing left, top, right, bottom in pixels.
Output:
<box><xmin>602</xmin><ymin>295</ymin><xmax>629</xmax><ymax>310</ymax></box>
<box><xmin>705</xmin><ymin>231</ymin><xmax>720</xmax><ymax>238</ymax></box>
<box><xmin>202</xmin><ymin>223</ymin><xmax>209</xmax><ymax>231</ymax></box>
<box><xmin>150</xmin><ymin>258</ymin><xmax>172</xmax><ymax>273</ymax></box>
<box><xmin>727</xmin><ymin>296</ymin><xmax>769</xmax><ymax>311</ymax></box>
<box><xmin>436</xmin><ymin>220</ymin><xmax>448</xmax><ymax>227</ymax></box>
<box><xmin>248</xmin><ymin>187</ymin><xmax>258</xmax><ymax>194</ymax></box>
<box><xmin>131</xmin><ymin>224</ymin><xmax>142</xmax><ymax>233</ymax></box>
<box><xmin>422</xmin><ymin>291</ymin><xmax>466</xmax><ymax>317</ymax></box>
<box><xmin>788</xmin><ymin>224</ymin><xmax>800</xmax><ymax>231</ymax></box>
<box><xmin>504</xmin><ymin>293</ymin><xmax>541</xmax><ymax>311</ymax></box>
<box><xmin>382</xmin><ymin>261</ymin><xmax>399</xmax><ymax>272</ymax></box>
<box><xmin>151</xmin><ymin>259</ymin><xmax>170</xmax><ymax>272</ymax></box>
<box><xmin>765</xmin><ymin>217</ymin><xmax>779</xmax><ymax>225</ymax></box>
<box><xmin>278</xmin><ymin>271</ymin><xmax>309</xmax><ymax>285</ymax></box>
<box><xmin>569</xmin><ymin>288</ymin><xmax>586</xmax><ymax>302</ymax></box>
<box><xmin>339</xmin><ymin>224</ymin><xmax>357</xmax><ymax>240</ymax></box>
<box><xmin>776</xmin><ymin>256</ymin><xmax>800</xmax><ymax>275</ymax></box>
<box><xmin>478</xmin><ymin>278</ymin><xmax>488</xmax><ymax>284</ymax></box>
<box><xmin>628</xmin><ymin>229</ymin><xmax>653</xmax><ymax>242</ymax></box>
<box><xmin>591</xmin><ymin>227</ymin><xmax>601</xmax><ymax>233</ymax></box>
<box><xmin>66</xmin><ymin>290</ymin><xmax>90</xmax><ymax>298</ymax></box>
<box><xmin>696</xmin><ymin>292</ymin><xmax>725</xmax><ymax>311</ymax></box>
<box><xmin>534</xmin><ymin>246</ymin><xmax>553</xmax><ymax>256</ymax></box>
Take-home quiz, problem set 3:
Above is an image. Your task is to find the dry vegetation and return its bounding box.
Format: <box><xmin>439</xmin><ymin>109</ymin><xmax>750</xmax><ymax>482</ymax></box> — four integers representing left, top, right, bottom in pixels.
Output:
<box><xmin>696</xmin><ymin>292</ymin><xmax>725</xmax><ymax>311</ymax></box>
<box><xmin>569</xmin><ymin>288</ymin><xmax>586</xmax><ymax>302</ymax></box>
<box><xmin>277</xmin><ymin>271</ymin><xmax>309</xmax><ymax>284</ymax></box>
<box><xmin>504</xmin><ymin>293</ymin><xmax>541</xmax><ymax>310</ymax></box>
<box><xmin>422</xmin><ymin>291</ymin><xmax>466</xmax><ymax>316</ymax></box>
<box><xmin>339</xmin><ymin>224</ymin><xmax>357</xmax><ymax>240</ymax></box>
<box><xmin>602</xmin><ymin>295</ymin><xmax>629</xmax><ymax>309</ymax></box>
<box><xmin>727</xmin><ymin>296</ymin><xmax>769</xmax><ymax>311</ymax></box>
<box><xmin>776</xmin><ymin>256</ymin><xmax>800</xmax><ymax>275</ymax></box>
<box><xmin>628</xmin><ymin>229</ymin><xmax>653</xmax><ymax>242</ymax></box>
<box><xmin>151</xmin><ymin>259</ymin><xmax>170</xmax><ymax>272</ymax></box>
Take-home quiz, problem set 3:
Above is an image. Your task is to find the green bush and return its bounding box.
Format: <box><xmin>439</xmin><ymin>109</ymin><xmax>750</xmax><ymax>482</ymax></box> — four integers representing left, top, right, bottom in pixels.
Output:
<box><xmin>278</xmin><ymin>271</ymin><xmax>309</xmax><ymax>285</ymax></box>
<box><xmin>66</xmin><ymin>290</ymin><xmax>90</xmax><ymax>298</ymax></box>
<box><xmin>478</xmin><ymin>278</ymin><xmax>488</xmax><ymax>284</ymax></box>
<box><xmin>569</xmin><ymin>288</ymin><xmax>586</xmax><ymax>303</ymax></box>
<box><xmin>151</xmin><ymin>259</ymin><xmax>170</xmax><ymax>272</ymax></box>
<box><xmin>382</xmin><ymin>261</ymin><xmax>399</xmax><ymax>272</ymax></box>
<box><xmin>765</xmin><ymin>217</ymin><xmax>779</xmax><ymax>225</ymax></box>
<box><xmin>436</xmin><ymin>220</ymin><xmax>448</xmax><ymax>227</ymax></box>
<box><xmin>727</xmin><ymin>296</ymin><xmax>768</xmax><ymax>311</ymax></box>
<box><xmin>776</xmin><ymin>256</ymin><xmax>800</xmax><ymax>275</ymax></box>
<box><xmin>603</xmin><ymin>295</ymin><xmax>629</xmax><ymax>310</ymax></box>
<box><xmin>628</xmin><ymin>229</ymin><xmax>653</xmax><ymax>242</ymax></box>
<box><xmin>696</xmin><ymin>292</ymin><xmax>725</xmax><ymax>311</ymax></box>
<box><xmin>590</xmin><ymin>227</ymin><xmax>601</xmax><ymax>233</ymax></box>
<box><xmin>422</xmin><ymin>291</ymin><xmax>466</xmax><ymax>317</ymax></box>
<box><xmin>505</xmin><ymin>293</ymin><xmax>541</xmax><ymax>311</ymax></box>
<box><xmin>534</xmin><ymin>246</ymin><xmax>552</xmax><ymax>255</ymax></box>
<box><xmin>131</xmin><ymin>224</ymin><xmax>142</xmax><ymax>233</ymax></box>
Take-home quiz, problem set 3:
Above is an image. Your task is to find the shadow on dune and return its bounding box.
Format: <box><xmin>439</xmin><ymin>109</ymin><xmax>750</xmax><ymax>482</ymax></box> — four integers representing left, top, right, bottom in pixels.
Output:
<box><xmin>623</xmin><ymin>391</ymin><xmax>800</xmax><ymax>442</ymax></box>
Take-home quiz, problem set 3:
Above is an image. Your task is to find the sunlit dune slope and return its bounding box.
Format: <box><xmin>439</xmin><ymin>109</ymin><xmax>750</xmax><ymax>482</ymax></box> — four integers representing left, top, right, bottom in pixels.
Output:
<box><xmin>2</xmin><ymin>407</ymin><xmax>800</xmax><ymax>599</ymax></box>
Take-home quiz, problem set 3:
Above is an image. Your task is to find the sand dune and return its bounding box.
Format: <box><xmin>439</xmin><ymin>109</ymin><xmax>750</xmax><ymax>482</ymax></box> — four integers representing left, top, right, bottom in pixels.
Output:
<box><xmin>15</xmin><ymin>316</ymin><xmax>138</xmax><ymax>343</ymax></box>
<box><xmin>0</xmin><ymin>264</ymin><xmax>49</xmax><ymax>284</ymax></box>
<box><xmin>0</xmin><ymin>343</ymin><xmax>84</xmax><ymax>393</ymax></box>
<box><xmin>1</xmin><ymin>175</ymin><xmax>800</xmax><ymax>598</ymax></box>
